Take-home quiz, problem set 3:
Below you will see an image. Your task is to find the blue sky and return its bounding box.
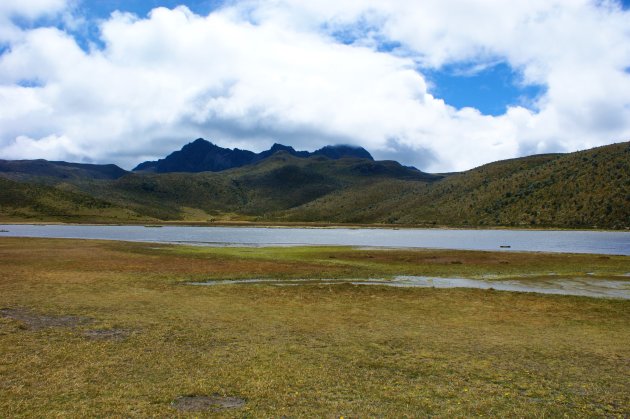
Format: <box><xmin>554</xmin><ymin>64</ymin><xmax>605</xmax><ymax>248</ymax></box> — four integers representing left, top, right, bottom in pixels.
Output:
<box><xmin>424</xmin><ymin>62</ymin><xmax>546</xmax><ymax>116</ymax></box>
<box><xmin>0</xmin><ymin>0</ymin><xmax>629</xmax><ymax>171</ymax></box>
<box><xmin>79</xmin><ymin>0</ymin><xmax>223</xmax><ymax>19</ymax></box>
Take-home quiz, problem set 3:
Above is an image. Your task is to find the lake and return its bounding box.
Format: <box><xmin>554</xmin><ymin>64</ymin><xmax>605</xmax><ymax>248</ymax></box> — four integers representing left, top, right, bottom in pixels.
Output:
<box><xmin>1</xmin><ymin>224</ymin><xmax>629</xmax><ymax>255</ymax></box>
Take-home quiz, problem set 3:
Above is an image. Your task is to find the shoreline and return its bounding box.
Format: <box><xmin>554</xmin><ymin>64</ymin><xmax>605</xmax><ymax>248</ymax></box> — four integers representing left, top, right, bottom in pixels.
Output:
<box><xmin>0</xmin><ymin>220</ymin><xmax>628</xmax><ymax>233</ymax></box>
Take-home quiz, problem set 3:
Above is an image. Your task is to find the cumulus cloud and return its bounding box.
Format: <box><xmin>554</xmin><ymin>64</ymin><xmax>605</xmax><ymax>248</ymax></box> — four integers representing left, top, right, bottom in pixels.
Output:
<box><xmin>0</xmin><ymin>1</ymin><xmax>629</xmax><ymax>172</ymax></box>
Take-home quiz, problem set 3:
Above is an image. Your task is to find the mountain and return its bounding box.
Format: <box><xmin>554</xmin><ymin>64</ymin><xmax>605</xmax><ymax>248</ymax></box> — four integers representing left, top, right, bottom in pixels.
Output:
<box><xmin>109</xmin><ymin>151</ymin><xmax>436</xmax><ymax>220</ymax></box>
<box><xmin>0</xmin><ymin>141</ymin><xmax>627</xmax><ymax>229</ymax></box>
<box><xmin>281</xmin><ymin>142</ymin><xmax>629</xmax><ymax>228</ymax></box>
<box><xmin>133</xmin><ymin>138</ymin><xmax>257</xmax><ymax>173</ymax></box>
<box><xmin>132</xmin><ymin>138</ymin><xmax>374</xmax><ymax>173</ymax></box>
<box><xmin>0</xmin><ymin>159</ymin><xmax>127</xmax><ymax>182</ymax></box>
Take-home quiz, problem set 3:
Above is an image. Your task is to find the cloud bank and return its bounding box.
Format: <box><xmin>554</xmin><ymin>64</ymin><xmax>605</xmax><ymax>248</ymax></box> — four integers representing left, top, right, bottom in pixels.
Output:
<box><xmin>0</xmin><ymin>0</ymin><xmax>629</xmax><ymax>172</ymax></box>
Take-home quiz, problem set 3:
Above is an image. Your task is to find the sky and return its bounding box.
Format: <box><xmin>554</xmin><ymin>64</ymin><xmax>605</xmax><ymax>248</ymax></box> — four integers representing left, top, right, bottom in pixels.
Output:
<box><xmin>0</xmin><ymin>1</ymin><xmax>629</xmax><ymax>172</ymax></box>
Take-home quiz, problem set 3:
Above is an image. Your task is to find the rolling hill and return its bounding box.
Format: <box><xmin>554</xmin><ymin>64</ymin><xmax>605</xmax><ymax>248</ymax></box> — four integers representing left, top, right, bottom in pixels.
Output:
<box><xmin>0</xmin><ymin>159</ymin><xmax>127</xmax><ymax>182</ymax></box>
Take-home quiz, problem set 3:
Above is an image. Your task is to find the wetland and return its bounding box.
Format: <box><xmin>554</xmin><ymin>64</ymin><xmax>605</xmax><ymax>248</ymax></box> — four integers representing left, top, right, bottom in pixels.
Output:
<box><xmin>0</xmin><ymin>237</ymin><xmax>628</xmax><ymax>417</ymax></box>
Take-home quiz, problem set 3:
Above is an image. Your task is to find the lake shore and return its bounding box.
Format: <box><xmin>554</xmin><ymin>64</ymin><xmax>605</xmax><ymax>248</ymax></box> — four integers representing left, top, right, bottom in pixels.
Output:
<box><xmin>1</xmin><ymin>237</ymin><xmax>629</xmax><ymax>416</ymax></box>
<box><xmin>0</xmin><ymin>219</ymin><xmax>628</xmax><ymax>232</ymax></box>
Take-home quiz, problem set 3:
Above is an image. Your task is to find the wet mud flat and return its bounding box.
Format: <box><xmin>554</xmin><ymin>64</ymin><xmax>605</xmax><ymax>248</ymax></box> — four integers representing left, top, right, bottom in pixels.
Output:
<box><xmin>171</xmin><ymin>395</ymin><xmax>246</xmax><ymax>412</ymax></box>
<box><xmin>190</xmin><ymin>276</ymin><xmax>630</xmax><ymax>299</ymax></box>
<box><xmin>0</xmin><ymin>308</ymin><xmax>132</xmax><ymax>340</ymax></box>
<box><xmin>0</xmin><ymin>308</ymin><xmax>91</xmax><ymax>330</ymax></box>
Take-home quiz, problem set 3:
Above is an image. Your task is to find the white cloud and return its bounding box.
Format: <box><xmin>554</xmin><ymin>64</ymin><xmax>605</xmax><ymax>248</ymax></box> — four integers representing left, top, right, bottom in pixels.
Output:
<box><xmin>0</xmin><ymin>1</ymin><xmax>629</xmax><ymax>172</ymax></box>
<box><xmin>1</xmin><ymin>134</ymin><xmax>83</xmax><ymax>161</ymax></box>
<box><xmin>0</xmin><ymin>0</ymin><xmax>69</xmax><ymax>20</ymax></box>
<box><xmin>0</xmin><ymin>0</ymin><xmax>71</xmax><ymax>43</ymax></box>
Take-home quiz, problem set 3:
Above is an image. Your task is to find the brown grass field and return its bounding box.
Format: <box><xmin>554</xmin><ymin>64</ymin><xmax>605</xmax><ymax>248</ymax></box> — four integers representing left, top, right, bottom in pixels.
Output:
<box><xmin>0</xmin><ymin>237</ymin><xmax>628</xmax><ymax>417</ymax></box>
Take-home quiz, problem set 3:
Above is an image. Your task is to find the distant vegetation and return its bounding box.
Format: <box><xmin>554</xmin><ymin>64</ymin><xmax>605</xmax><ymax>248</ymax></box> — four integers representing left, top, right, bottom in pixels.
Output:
<box><xmin>1</xmin><ymin>141</ymin><xmax>628</xmax><ymax>229</ymax></box>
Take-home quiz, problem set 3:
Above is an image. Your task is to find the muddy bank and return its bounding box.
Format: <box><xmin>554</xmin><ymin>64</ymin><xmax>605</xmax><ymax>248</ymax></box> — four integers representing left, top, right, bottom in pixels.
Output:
<box><xmin>0</xmin><ymin>308</ymin><xmax>133</xmax><ymax>341</ymax></box>
<box><xmin>172</xmin><ymin>395</ymin><xmax>245</xmax><ymax>412</ymax></box>
<box><xmin>0</xmin><ymin>308</ymin><xmax>91</xmax><ymax>330</ymax></box>
<box><xmin>190</xmin><ymin>276</ymin><xmax>630</xmax><ymax>299</ymax></box>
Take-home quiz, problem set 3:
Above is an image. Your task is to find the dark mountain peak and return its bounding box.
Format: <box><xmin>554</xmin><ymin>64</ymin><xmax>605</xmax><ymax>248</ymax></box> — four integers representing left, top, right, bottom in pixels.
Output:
<box><xmin>180</xmin><ymin>138</ymin><xmax>218</xmax><ymax>153</ymax></box>
<box><xmin>270</xmin><ymin>143</ymin><xmax>295</xmax><ymax>153</ymax></box>
<box><xmin>257</xmin><ymin>143</ymin><xmax>311</xmax><ymax>160</ymax></box>
<box><xmin>158</xmin><ymin>138</ymin><xmax>256</xmax><ymax>173</ymax></box>
<box><xmin>314</xmin><ymin>145</ymin><xmax>373</xmax><ymax>161</ymax></box>
<box><xmin>133</xmin><ymin>138</ymin><xmax>375</xmax><ymax>173</ymax></box>
<box><xmin>184</xmin><ymin>138</ymin><xmax>206</xmax><ymax>146</ymax></box>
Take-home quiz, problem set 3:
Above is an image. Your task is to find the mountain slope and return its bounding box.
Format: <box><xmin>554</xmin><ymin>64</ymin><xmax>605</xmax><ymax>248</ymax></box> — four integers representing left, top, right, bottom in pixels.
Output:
<box><xmin>281</xmin><ymin>142</ymin><xmax>629</xmax><ymax>228</ymax></box>
<box><xmin>0</xmin><ymin>159</ymin><xmax>127</xmax><ymax>182</ymax></box>
<box><xmin>108</xmin><ymin>152</ymin><xmax>435</xmax><ymax>220</ymax></box>
<box><xmin>0</xmin><ymin>177</ymin><xmax>150</xmax><ymax>222</ymax></box>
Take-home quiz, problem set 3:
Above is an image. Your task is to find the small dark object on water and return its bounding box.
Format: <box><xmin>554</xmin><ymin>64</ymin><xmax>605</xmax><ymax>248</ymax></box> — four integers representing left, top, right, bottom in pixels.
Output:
<box><xmin>144</xmin><ymin>225</ymin><xmax>163</xmax><ymax>228</ymax></box>
<box><xmin>172</xmin><ymin>394</ymin><xmax>245</xmax><ymax>412</ymax></box>
<box><xmin>0</xmin><ymin>229</ymin><xmax>8</xmax><ymax>233</ymax></box>
<box><xmin>500</xmin><ymin>245</ymin><xmax>511</xmax><ymax>248</ymax></box>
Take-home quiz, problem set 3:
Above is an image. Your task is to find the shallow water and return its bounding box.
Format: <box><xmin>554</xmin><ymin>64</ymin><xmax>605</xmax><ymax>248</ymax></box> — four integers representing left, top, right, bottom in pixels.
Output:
<box><xmin>189</xmin><ymin>276</ymin><xmax>630</xmax><ymax>299</ymax></box>
<box><xmin>1</xmin><ymin>224</ymin><xmax>629</xmax><ymax>255</ymax></box>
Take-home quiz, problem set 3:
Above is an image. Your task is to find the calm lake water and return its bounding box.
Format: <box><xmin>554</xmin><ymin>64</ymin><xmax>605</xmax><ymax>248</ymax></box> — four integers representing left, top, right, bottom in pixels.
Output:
<box><xmin>1</xmin><ymin>224</ymin><xmax>629</xmax><ymax>255</ymax></box>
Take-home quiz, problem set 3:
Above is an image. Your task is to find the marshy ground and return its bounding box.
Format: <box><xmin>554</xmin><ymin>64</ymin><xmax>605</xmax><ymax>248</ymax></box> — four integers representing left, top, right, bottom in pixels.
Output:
<box><xmin>0</xmin><ymin>237</ymin><xmax>628</xmax><ymax>417</ymax></box>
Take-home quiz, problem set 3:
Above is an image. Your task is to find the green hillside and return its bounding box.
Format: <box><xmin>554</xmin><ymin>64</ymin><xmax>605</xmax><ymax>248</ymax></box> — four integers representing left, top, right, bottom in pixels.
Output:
<box><xmin>283</xmin><ymin>142</ymin><xmax>629</xmax><ymax>228</ymax></box>
<box><xmin>0</xmin><ymin>142</ymin><xmax>628</xmax><ymax>229</ymax></box>
<box><xmin>396</xmin><ymin>142</ymin><xmax>629</xmax><ymax>228</ymax></box>
<box><xmin>0</xmin><ymin>177</ymin><xmax>151</xmax><ymax>223</ymax></box>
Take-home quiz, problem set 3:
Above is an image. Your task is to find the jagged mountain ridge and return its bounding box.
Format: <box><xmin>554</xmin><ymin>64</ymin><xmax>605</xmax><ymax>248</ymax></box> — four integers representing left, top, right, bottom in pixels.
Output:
<box><xmin>133</xmin><ymin>138</ymin><xmax>375</xmax><ymax>173</ymax></box>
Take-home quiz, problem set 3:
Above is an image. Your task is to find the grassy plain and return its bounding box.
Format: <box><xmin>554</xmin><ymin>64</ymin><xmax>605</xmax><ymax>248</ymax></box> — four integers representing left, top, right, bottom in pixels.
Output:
<box><xmin>0</xmin><ymin>237</ymin><xmax>629</xmax><ymax>417</ymax></box>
